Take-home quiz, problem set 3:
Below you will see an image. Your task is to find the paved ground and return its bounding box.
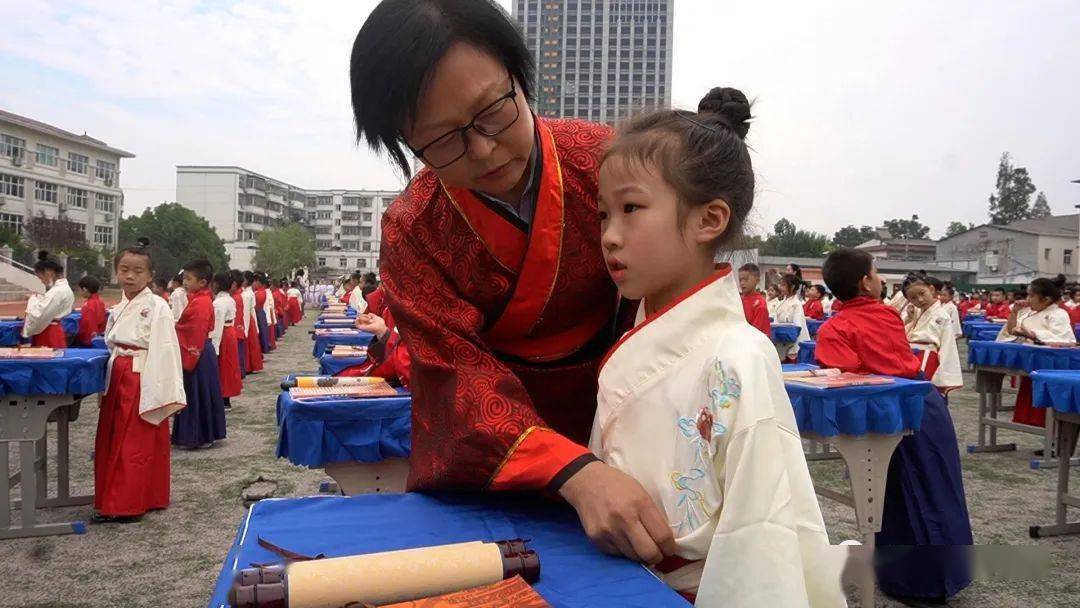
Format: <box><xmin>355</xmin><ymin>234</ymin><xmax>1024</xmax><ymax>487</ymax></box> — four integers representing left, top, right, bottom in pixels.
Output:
<box><xmin>2</xmin><ymin>318</ymin><xmax>1078</xmax><ymax>607</ymax></box>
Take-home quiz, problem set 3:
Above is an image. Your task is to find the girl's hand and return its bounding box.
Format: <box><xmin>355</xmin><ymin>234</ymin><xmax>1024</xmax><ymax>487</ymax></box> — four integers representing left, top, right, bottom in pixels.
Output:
<box><xmin>355</xmin><ymin>313</ymin><xmax>389</xmax><ymax>341</ymax></box>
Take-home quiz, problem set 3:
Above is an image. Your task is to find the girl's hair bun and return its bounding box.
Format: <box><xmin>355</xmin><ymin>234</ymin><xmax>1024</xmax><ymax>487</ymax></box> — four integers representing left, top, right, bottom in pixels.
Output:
<box><xmin>136</xmin><ymin>237</ymin><xmax>151</xmax><ymax>248</ymax></box>
<box><xmin>697</xmin><ymin>87</ymin><xmax>752</xmax><ymax>139</ymax></box>
<box><xmin>37</xmin><ymin>250</ymin><xmax>49</xmax><ymax>261</ymax></box>
<box><xmin>1052</xmin><ymin>274</ymin><xmax>1067</xmax><ymax>288</ymax></box>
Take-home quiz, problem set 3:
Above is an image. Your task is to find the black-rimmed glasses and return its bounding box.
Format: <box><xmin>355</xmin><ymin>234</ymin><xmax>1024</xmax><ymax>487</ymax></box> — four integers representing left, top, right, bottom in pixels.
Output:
<box><xmin>408</xmin><ymin>74</ymin><xmax>520</xmax><ymax>169</ymax></box>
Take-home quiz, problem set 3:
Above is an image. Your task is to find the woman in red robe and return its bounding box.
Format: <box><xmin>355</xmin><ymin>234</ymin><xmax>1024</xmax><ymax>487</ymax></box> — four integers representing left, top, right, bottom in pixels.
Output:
<box><xmin>349</xmin><ymin>0</ymin><xmax>675</xmax><ymax>564</ymax></box>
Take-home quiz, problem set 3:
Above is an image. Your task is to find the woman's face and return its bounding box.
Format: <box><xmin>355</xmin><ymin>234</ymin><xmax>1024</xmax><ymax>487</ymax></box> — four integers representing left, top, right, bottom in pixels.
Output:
<box><xmin>906</xmin><ymin>283</ymin><xmax>937</xmax><ymax>310</ymax></box>
<box><xmin>402</xmin><ymin>43</ymin><xmax>535</xmax><ymax>199</ymax></box>
<box><xmin>1027</xmin><ymin>286</ymin><xmax>1053</xmax><ymax>312</ymax></box>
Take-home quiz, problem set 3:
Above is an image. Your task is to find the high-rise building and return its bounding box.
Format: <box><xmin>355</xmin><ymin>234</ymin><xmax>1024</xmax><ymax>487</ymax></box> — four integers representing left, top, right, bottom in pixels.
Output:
<box><xmin>0</xmin><ymin>109</ymin><xmax>132</xmax><ymax>252</ymax></box>
<box><xmin>513</xmin><ymin>0</ymin><xmax>674</xmax><ymax>123</ymax></box>
<box><xmin>175</xmin><ymin>166</ymin><xmax>396</xmax><ymax>274</ymax></box>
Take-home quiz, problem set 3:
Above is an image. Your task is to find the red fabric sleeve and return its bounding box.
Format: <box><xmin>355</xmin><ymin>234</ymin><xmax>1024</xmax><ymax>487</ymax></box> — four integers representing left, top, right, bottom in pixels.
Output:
<box><xmin>803</xmin><ymin>300</ymin><xmax>825</xmax><ymax>320</ymax></box>
<box><xmin>366</xmin><ymin>288</ymin><xmax>386</xmax><ymax>316</ymax></box>
<box><xmin>175</xmin><ymin>297</ymin><xmax>211</xmax><ymax>372</ymax></box>
<box><xmin>381</xmin><ymin>218</ymin><xmax>589</xmax><ymax>492</ymax></box>
<box><xmin>741</xmin><ymin>294</ymin><xmax>771</xmax><ymax>335</ymax></box>
<box><xmin>76</xmin><ymin>297</ymin><xmax>106</xmax><ymax>347</ymax></box>
<box><xmin>813</xmin><ymin>322</ymin><xmax>864</xmax><ymax>371</ymax></box>
<box><xmin>1069</xmin><ymin>306</ymin><xmax>1080</xmax><ymax>326</ymax></box>
<box><xmin>231</xmin><ymin>294</ymin><xmax>247</xmax><ymax>341</ymax></box>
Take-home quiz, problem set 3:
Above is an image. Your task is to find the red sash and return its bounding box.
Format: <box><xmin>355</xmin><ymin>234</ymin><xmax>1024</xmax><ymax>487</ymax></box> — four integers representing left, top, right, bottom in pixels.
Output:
<box><xmin>442</xmin><ymin>119</ymin><xmax>608</xmax><ymax>362</ymax></box>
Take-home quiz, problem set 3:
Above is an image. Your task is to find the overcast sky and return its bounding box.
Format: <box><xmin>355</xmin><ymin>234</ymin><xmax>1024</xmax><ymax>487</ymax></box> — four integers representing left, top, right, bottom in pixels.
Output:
<box><xmin>2</xmin><ymin>0</ymin><xmax>1077</xmax><ymax>239</ymax></box>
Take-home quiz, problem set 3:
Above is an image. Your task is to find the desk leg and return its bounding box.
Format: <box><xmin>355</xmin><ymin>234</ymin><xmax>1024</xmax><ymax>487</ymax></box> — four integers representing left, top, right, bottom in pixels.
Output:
<box><xmin>829</xmin><ymin>433</ymin><xmax>904</xmax><ymax>608</ymax></box>
<box><xmin>0</xmin><ymin>445</ymin><xmax>9</xmax><ymax>530</ymax></box>
<box><xmin>46</xmin><ymin>406</ymin><xmax>92</xmax><ymax>507</ymax></box>
<box><xmin>969</xmin><ymin>371</ymin><xmax>1016</xmax><ymax>454</ymax></box>
<box><xmin>1030</xmin><ymin>417</ymin><xmax>1080</xmax><ymax>538</ymax></box>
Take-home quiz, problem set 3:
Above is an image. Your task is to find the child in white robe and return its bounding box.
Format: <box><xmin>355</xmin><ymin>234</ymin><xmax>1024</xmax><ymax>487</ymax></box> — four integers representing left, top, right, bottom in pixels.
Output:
<box><xmin>902</xmin><ymin>275</ymin><xmax>962</xmax><ymax>393</ymax></box>
<box><xmin>349</xmin><ymin>272</ymin><xmax>369</xmax><ymax>314</ymax></box>
<box><xmin>169</xmin><ymin>273</ymin><xmax>188</xmax><ymax>322</ymax></box>
<box><xmin>22</xmin><ymin>251</ymin><xmax>75</xmax><ymax>347</ymax></box>
<box><xmin>765</xmin><ymin>284</ymin><xmax>781</xmax><ymax>318</ymax></box>
<box><xmin>772</xmin><ymin>273</ymin><xmax>811</xmax><ymax>362</ymax></box>
<box><xmin>590</xmin><ymin>88</ymin><xmax>845</xmax><ymax>607</ymax></box>
<box><xmin>95</xmin><ymin>239</ymin><xmax>185</xmax><ymax>522</ymax></box>
<box><xmin>937</xmin><ymin>286</ymin><xmax>963</xmax><ymax>339</ymax></box>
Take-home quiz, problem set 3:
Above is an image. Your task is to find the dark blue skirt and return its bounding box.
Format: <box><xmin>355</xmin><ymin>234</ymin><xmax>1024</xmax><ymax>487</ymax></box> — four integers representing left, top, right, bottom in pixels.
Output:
<box><xmin>875</xmin><ymin>388</ymin><xmax>974</xmax><ymax>599</ymax></box>
<box><xmin>276</xmin><ymin>313</ymin><xmax>286</xmax><ymax>337</ymax></box>
<box><xmin>172</xmin><ymin>340</ymin><xmax>227</xmax><ymax>447</ymax></box>
<box><xmin>237</xmin><ymin>338</ymin><xmax>247</xmax><ymax>379</ymax></box>
<box><xmin>256</xmin><ymin>309</ymin><xmax>272</xmax><ymax>353</ymax></box>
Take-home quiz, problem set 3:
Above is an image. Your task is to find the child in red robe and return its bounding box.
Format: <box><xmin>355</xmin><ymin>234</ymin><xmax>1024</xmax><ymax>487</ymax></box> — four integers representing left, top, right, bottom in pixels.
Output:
<box><xmin>23</xmin><ymin>251</ymin><xmax>74</xmax><ymax>348</ymax></box>
<box><xmin>816</xmin><ymin>248</ymin><xmax>972</xmax><ymax>603</ymax></box>
<box><xmin>984</xmin><ymin>288</ymin><xmax>1011</xmax><ymax>320</ymax></box>
<box><xmin>242</xmin><ymin>271</ymin><xmax>264</xmax><ymax>371</ymax></box>
<box><xmin>736</xmin><ymin>263</ymin><xmax>770</xmax><ymax>335</ymax></box>
<box><xmin>171</xmin><ymin>260</ymin><xmax>227</xmax><ymax>448</ymax></box>
<box><xmin>229</xmin><ymin>270</ymin><xmax>247</xmax><ymax>379</ymax></box>
<box><xmin>286</xmin><ymin>281</ymin><xmax>304</xmax><ymax>325</ymax></box>
<box><xmin>75</xmin><ymin>275</ymin><xmax>108</xmax><ymax>347</ymax></box>
<box><xmin>802</xmin><ymin>284</ymin><xmax>826</xmax><ymax>320</ymax></box>
<box><xmin>95</xmin><ymin>238</ymin><xmax>185</xmax><ymax>522</ymax></box>
<box><xmin>253</xmin><ymin>273</ymin><xmax>275</xmax><ymax>352</ymax></box>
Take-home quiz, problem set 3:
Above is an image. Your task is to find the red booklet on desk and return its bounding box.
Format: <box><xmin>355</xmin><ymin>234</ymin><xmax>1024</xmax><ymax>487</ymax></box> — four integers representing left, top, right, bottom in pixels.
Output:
<box><xmin>785</xmin><ymin>369</ymin><xmax>895</xmax><ymax>389</ymax></box>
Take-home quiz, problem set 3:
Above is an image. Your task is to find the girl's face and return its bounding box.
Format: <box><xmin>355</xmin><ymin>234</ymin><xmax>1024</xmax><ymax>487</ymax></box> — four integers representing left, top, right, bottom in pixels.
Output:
<box><xmin>779</xmin><ymin>281</ymin><xmax>794</xmax><ymax>298</ymax></box>
<box><xmin>1027</xmin><ymin>286</ymin><xmax>1053</xmax><ymax>312</ymax></box>
<box><xmin>1072</xmin><ymin>291</ymin><xmax>1080</xmax><ymax>303</ymax></box>
<box><xmin>905</xmin><ymin>283</ymin><xmax>937</xmax><ymax>310</ymax></box>
<box><xmin>807</xmin><ymin>287</ymin><xmax>821</xmax><ymax>300</ymax></box>
<box><xmin>786</xmin><ymin>265</ymin><xmax>795</xmax><ymax>274</ymax></box>
<box><xmin>35</xmin><ymin>270</ymin><xmax>56</xmax><ymax>287</ymax></box>
<box><xmin>597</xmin><ymin>156</ymin><xmax>727</xmax><ymax>308</ymax></box>
<box><xmin>767</xmin><ymin>287</ymin><xmax>779</xmax><ymax>299</ymax></box>
<box><xmin>938</xmin><ymin>291</ymin><xmax>952</xmax><ymax>305</ymax></box>
<box><xmin>115</xmin><ymin>253</ymin><xmax>152</xmax><ymax>297</ymax></box>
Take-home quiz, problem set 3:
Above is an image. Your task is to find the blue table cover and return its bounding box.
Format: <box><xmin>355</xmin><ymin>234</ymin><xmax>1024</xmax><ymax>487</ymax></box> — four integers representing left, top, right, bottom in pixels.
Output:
<box><xmin>91</xmin><ymin>336</ymin><xmax>107</xmax><ymax>350</ymax></box>
<box><xmin>312</xmin><ymin>330</ymin><xmax>373</xmax><ymax>358</ymax></box>
<box><xmin>968</xmin><ymin>340</ymin><xmax>1080</xmax><ymax>373</ymax></box>
<box><xmin>207</xmin><ymin>494</ymin><xmax>689</xmax><ymax>608</ymax></box>
<box><xmin>796</xmin><ymin>340</ymin><xmax>817</xmax><ymax>364</ymax></box>
<box><xmin>1075</xmin><ymin>324</ymin><xmax>1080</xmax><ymax>342</ymax></box>
<box><xmin>961</xmin><ymin>320</ymin><xmax>1002</xmax><ymax>339</ymax></box>
<box><xmin>313</xmin><ymin>320</ymin><xmax>358</xmax><ymax>330</ymax></box>
<box><xmin>770</xmin><ymin>323</ymin><xmax>801</xmax><ymax>343</ymax></box>
<box><xmin>276</xmin><ymin>378</ymin><xmax>411</xmax><ymax>467</ymax></box>
<box><xmin>318</xmin><ymin>354</ymin><xmax>368</xmax><ymax>376</ymax></box>
<box><xmin>0</xmin><ymin>312</ymin><xmax>83</xmax><ymax>346</ymax></box>
<box><xmin>971</xmin><ymin>327</ymin><xmax>1002</xmax><ymax>341</ymax></box>
<box><xmin>806</xmin><ymin>318</ymin><xmax>826</xmax><ymax>338</ymax></box>
<box><xmin>0</xmin><ymin>348</ymin><xmax>108</xmax><ymax>396</ymax></box>
<box><xmin>962</xmin><ymin>312</ymin><xmax>986</xmax><ymax>322</ymax></box>
<box><xmin>785</xmin><ymin>376</ymin><xmax>930</xmax><ymax>437</ymax></box>
<box><xmin>1031</xmin><ymin>370</ymin><xmax>1080</xmax><ymax>415</ymax></box>
<box><xmin>782</xmin><ymin>363</ymin><xmax>819</xmax><ymax>373</ymax></box>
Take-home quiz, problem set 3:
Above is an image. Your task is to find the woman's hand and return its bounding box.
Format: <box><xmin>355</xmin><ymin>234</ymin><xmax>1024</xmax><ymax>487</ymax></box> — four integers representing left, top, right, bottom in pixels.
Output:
<box><xmin>355</xmin><ymin>313</ymin><xmax>389</xmax><ymax>341</ymax></box>
<box><xmin>559</xmin><ymin>461</ymin><xmax>677</xmax><ymax>565</ymax></box>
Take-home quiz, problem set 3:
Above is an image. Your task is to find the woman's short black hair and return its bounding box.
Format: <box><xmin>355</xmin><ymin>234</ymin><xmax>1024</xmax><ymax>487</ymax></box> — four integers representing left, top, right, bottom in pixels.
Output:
<box><xmin>78</xmin><ymin>275</ymin><xmax>101</xmax><ymax>294</ymax></box>
<box><xmin>1031</xmin><ymin>274</ymin><xmax>1067</xmax><ymax>302</ymax></box>
<box><xmin>349</xmin><ymin>0</ymin><xmax>535</xmax><ymax>177</ymax></box>
<box><xmin>34</xmin><ymin>250</ymin><xmax>64</xmax><ymax>275</ymax></box>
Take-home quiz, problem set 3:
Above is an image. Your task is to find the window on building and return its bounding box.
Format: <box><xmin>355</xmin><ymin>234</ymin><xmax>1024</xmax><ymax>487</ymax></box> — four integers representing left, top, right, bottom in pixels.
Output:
<box><xmin>95</xmin><ymin>160</ymin><xmax>117</xmax><ymax>183</ymax></box>
<box><xmin>341</xmin><ymin>240</ymin><xmax>358</xmax><ymax>250</ymax></box>
<box><xmin>0</xmin><ymin>135</ymin><xmax>26</xmax><ymax>160</ymax></box>
<box><xmin>358</xmin><ymin>259</ymin><xmax>367</xmax><ymax>268</ymax></box>
<box><xmin>1045</xmin><ymin>248</ymin><xmax>1051</xmax><ymax>260</ymax></box>
<box><xmin>35</xmin><ymin>144</ymin><xmax>59</xmax><ymax>167</ymax></box>
<box><xmin>66</xmin><ymin>187</ymin><xmax>88</xmax><ymax>208</ymax></box>
<box><xmin>35</xmin><ymin>181</ymin><xmax>58</xmax><ymax>203</ymax></box>
<box><xmin>94</xmin><ymin>225</ymin><xmax>114</xmax><ymax>247</ymax></box>
<box><xmin>339</xmin><ymin>257</ymin><xmax>348</xmax><ymax>268</ymax></box>
<box><xmin>362</xmin><ymin>242</ymin><xmax>371</xmax><ymax>252</ymax></box>
<box><xmin>344</xmin><ymin>196</ymin><xmax>360</xmax><ymax>207</ymax></box>
<box><xmin>0</xmin><ymin>173</ymin><xmax>24</xmax><ymax>198</ymax></box>
<box><xmin>95</xmin><ymin>193</ymin><xmax>116</xmax><ymax>213</ymax></box>
<box><xmin>0</xmin><ymin>212</ymin><xmax>23</xmax><ymax>235</ymax></box>
<box><xmin>334</xmin><ymin>219</ymin><xmax>341</xmax><ymax>226</ymax></box>
<box><xmin>361</xmin><ymin>227</ymin><xmax>372</xmax><ymax>237</ymax></box>
<box><xmin>318</xmin><ymin>196</ymin><xmax>332</xmax><ymax>206</ymax></box>
<box><xmin>316</xmin><ymin>240</ymin><xmax>332</xmax><ymax>249</ymax></box>
<box><xmin>67</xmin><ymin>152</ymin><xmax>89</xmax><ymax>174</ymax></box>
<box><xmin>317</xmin><ymin>211</ymin><xmax>332</xmax><ymax>219</ymax></box>
<box><xmin>1066</xmin><ymin>250</ymin><xmax>1074</xmax><ymax>266</ymax></box>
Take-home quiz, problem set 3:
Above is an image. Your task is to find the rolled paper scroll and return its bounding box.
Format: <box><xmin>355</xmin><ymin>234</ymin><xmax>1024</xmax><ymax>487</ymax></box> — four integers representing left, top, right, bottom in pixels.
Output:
<box><xmin>281</xmin><ymin>376</ymin><xmax>384</xmax><ymax>390</ymax></box>
<box><xmin>229</xmin><ymin>540</ymin><xmax>540</xmax><ymax>608</ymax></box>
<box><xmin>0</xmin><ymin>347</ymin><xmax>62</xmax><ymax>359</ymax></box>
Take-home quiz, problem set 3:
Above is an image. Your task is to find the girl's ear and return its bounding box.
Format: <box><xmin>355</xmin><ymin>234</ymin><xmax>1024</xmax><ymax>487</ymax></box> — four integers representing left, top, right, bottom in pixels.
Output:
<box><xmin>694</xmin><ymin>198</ymin><xmax>731</xmax><ymax>245</ymax></box>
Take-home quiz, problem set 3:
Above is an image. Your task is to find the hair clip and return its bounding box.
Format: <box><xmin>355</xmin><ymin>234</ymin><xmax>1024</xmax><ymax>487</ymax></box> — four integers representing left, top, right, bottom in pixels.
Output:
<box><xmin>677</xmin><ymin>112</ymin><xmax>720</xmax><ymax>133</ymax></box>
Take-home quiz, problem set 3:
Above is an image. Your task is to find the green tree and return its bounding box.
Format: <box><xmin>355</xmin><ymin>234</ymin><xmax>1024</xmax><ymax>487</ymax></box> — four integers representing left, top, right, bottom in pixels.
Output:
<box><xmin>253</xmin><ymin>223</ymin><xmax>316</xmax><ymax>280</ymax></box>
<box><xmin>882</xmin><ymin>215</ymin><xmax>930</xmax><ymax>239</ymax></box>
<box><xmin>760</xmin><ymin>218</ymin><xmax>832</xmax><ymax>257</ymax></box>
<box><xmin>945</xmin><ymin>221</ymin><xmax>976</xmax><ymax>237</ymax></box>
<box><xmin>832</xmin><ymin>225</ymin><xmax>877</xmax><ymax>248</ymax></box>
<box><xmin>988</xmin><ymin>152</ymin><xmax>1037</xmax><ymax>225</ymax></box>
<box><xmin>1031</xmin><ymin>191</ymin><xmax>1052</xmax><ymax>219</ymax></box>
<box><xmin>25</xmin><ymin>212</ymin><xmax>87</xmax><ymax>253</ymax></box>
<box><xmin>119</xmin><ymin>203</ymin><xmax>229</xmax><ymax>279</ymax></box>
<box><xmin>66</xmin><ymin>245</ymin><xmax>110</xmax><ymax>283</ymax></box>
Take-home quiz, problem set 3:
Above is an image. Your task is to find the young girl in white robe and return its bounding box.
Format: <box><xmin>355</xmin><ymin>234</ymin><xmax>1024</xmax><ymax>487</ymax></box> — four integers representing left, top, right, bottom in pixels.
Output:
<box><xmin>938</xmin><ymin>287</ymin><xmax>963</xmax><ymax>339</ymax></box>
<box><xmin>902</xmin><ymin>276</ymin><xmax>962</xmax><ymax>393</ymax></box>
<box><xmin>995</xmin><ymin>276</ymin><xmax>1077</xmax><ymax>428</ymax></box>
<box><xmin>94</xmin><ymin>239</ymin><xmax>185</xmax><ymax>522</ymax></box>
<box><xmin>22</xmin><ymin>251</ymin><xmax>74</xmax><ymax>348</ymax></box>
<box><xmin>765</xmin><ymin>284</ymin><xmax>781</xmax><ymax>318</ymax></box>
<box><xmin>772</xmin><ymin>273</ymin><xmax>811</xmax><ymax>363</ymax></box>
<box><xmin>590</xmin><ymin>88</ymin><xmax>845</xmax><ymax>607</ymax></box>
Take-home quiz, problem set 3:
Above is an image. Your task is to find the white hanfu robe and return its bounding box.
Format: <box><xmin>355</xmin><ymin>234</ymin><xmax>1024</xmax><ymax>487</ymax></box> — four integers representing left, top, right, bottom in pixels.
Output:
<box><xmin>263</xmin><ymin>288</ymin><xmax>276</xmax><ymax>326</ymax></box>
<box><xmin>591</xmin><ymin>269</ymin><xmax>846</xmax><ymax>607</ymax></box>
<box><xmin>22</xmin><ymin>278</ymin><xmax>74</xmax><ymax>339</ymax></box>
<box><xmin>242</xmin><ymin>287</ymin><xmax>258</xmax><ymax>337</ymax></box>
<box><xmin>211</xmin><ymin>292</ymin><xmax>237</xmax><ymax>355</ymax></box>
<box><xmin>169</xmin><ymin>287</ymin><xmax>188</xmax><ymax>322</ymax></box>
<box><xmin>941</xmin><ymin>301</ymin><xmax>963</xmax><ymax>338</ymax></box>
<box><xmin>766</xmin><ymin>297</ymin><xmax>780</xmax><ymax>318</ymax></box>
<box><xmin>996</xmin><ymin>304</ymin><xmax>1076</xmax><ymax>345</ymax></box>
<box><xmin>772</xmin><ymin>295</ymin><xmax>811</xmax><ymax>360</ymax></box>
<box><xmin>904</xmin><ymin>301</ymin><xmax>963</xmax><ymax>390</ymax></box>
<box><xmin>349</xmin><ymin>285</ymin><xmax>368</xmax><ymax>314</ymax></box>
<box><xmin>105</xmin><ymin>287</ymin><xmax>185</xmax><ymax>425</ymax></box>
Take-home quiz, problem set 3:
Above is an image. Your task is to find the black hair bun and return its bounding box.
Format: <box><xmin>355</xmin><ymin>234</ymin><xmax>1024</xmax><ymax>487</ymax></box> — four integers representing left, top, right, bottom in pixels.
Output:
<box><xmin>1052</xmin><ymin>274</ymin><xmax>1067</xmax><ymax>288</ymax></box>
<box><xmin>37</xmin><ymin>250</ymin><xmax>49</xmax><ymax>261</ymax></box>
<box><xmin>697</xmin><ymin>87</ymin><xmax>752</xmax><ymax>139</ymax></box>
<box><xmin>137</xmin><ymin>237</ymin><xmax>151</xmax><ymax>248</ymax></box>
